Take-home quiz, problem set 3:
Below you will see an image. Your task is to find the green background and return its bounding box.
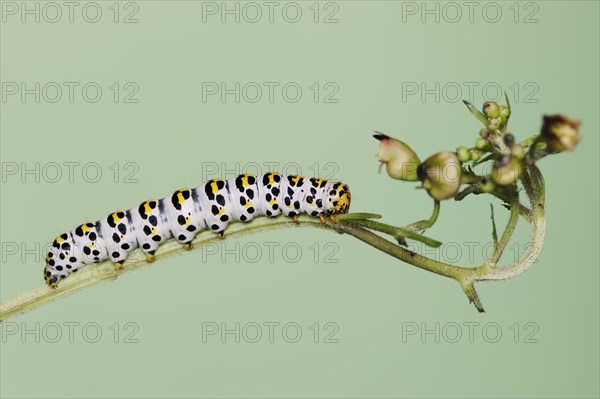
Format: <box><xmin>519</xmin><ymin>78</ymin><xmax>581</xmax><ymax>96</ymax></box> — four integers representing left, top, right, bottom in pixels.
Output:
<box><xmin>1</xmin><ymin>1</ymin><xmax>598</xmax><ymax>397</ymax></box>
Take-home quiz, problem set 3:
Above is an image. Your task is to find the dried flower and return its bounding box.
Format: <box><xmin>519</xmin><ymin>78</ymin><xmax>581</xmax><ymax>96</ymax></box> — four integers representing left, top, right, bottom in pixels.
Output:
<box><xmin>540</xmin><ymin>114</ymin><xmax>581</xmax><ymax>153</ymax></box>
<box><xmin>374</xmin><ymin>133</ymin><xmax>421</xmax><ymax>181</ymax></box>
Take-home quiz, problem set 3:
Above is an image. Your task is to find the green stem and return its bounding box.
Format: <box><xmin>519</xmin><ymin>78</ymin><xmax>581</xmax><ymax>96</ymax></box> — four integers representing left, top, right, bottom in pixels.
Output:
<box><xmin>455</xmin><ymin>185</ymin><xmax>532</xmax><ymax>223</ymax></box>
<box><xmin>0</xmin><ymin>166</ymin><xmax>547</xmax><ymax>320</ymax></box>
<box><xmin>342</xmin><ymin>218</ymin><xmax>442</xmax><ymax>248</ymax></box>
<box><xmin>520</xmin><ymin>135</ymin><xmax>539</xmax><ymax>148</ymax></box>
<box><xmin>487</xmin><ymin>194</ymin><xmax>520</xmax><ymax>266</ymax></box>
<box><xmin>469</xmin><ymin>165</ymin><xmax>545</xmax><ymax>282</ymax></box>
<box><xmin>404</xmin><ymin>200</ymin><xmax>441</xmax><ymax>232</ymax></box>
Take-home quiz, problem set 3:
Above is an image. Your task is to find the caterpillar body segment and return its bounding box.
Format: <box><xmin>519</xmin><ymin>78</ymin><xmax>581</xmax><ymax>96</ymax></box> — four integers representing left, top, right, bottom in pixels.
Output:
<box><xmin>44</xmin><ymin>173</ymin><xmax>351</xmax><ymax>288</ymax></box>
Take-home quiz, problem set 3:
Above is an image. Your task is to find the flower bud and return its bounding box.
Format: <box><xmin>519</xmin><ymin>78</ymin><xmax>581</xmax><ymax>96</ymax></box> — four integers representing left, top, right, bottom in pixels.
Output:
<box><xmin>479</xmin><ymin>128</ymin><xmax>491</xmax><ymax>138</ymax></box>
<box><xmin>417</xmin><ymin>151</ymin><xmax>462</xmax><ymax>201</ymax></box>
<box><xmin>487</xmin><ymin>117</ymin><xmax>501</xmax><ymax>131</ymax></box>
<box><xmin>456</xmin><ymin>146</ymin><xmax>471</xmax><ymax>162</ymax></box>
<box><xmin>511</xmin><ymin>145</ymin><xmax>526</xmax><ymax>160</ymax></box>
<box><xmin>482</xmin><ymin>101</ymin><xmax>501</xmax><ymax>118</ymax></box>
<box><xmin>499</xmin><ymin>105</ymin><xmax>510</xmax><ymax>121</ymax></box>
<box><xmin>374</xmin><ymin>133</ymin><xmax>421</xmax><ymax>181</ymax></box>
<box><xmin>491</xmin><ymin>155</ymin><xmax>522</xmax><ymax>186</ymax></box>
<box><xmin>470</xmin><ymin>149</ymin><xmax>483</xmax><ymax>161</ymax></box>
<box><xmin>540</xmin><ymin>114</ymin><xmax>581</xmax><ymax>153</ymax></box>
<box><xmin>475</xmin><ymin>138</ymin><xmax>489</xmax><ymax>150</ymax></box>
<box><xmin>478</xmin><ymin>177</ymin><xmax>495</xmax><ymax>193</ymax></box>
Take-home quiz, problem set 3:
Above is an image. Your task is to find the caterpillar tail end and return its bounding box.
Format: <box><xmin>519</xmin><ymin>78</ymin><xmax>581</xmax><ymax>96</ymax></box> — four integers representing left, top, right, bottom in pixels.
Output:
<box><xmin>44</xmin><ymin>266</ymin><xmax>59</xmax><ymax>289</ymax></box>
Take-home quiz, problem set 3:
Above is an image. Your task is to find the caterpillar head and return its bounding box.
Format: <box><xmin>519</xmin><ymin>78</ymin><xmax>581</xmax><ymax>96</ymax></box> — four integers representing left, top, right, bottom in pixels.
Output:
<box><xmin>325</xmin><ymin>182</ymin><xmax>351</xmax><ymax>215</ymax></box>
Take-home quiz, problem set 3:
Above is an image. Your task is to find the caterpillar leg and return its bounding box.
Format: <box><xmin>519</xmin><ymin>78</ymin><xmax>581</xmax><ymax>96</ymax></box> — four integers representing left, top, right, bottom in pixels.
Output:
<box><xmin>292</xmin><ymin>215</ymin><xmax>300</xmax><ymax>224</ymax></box>
<box><xmin>183</xmin><ymin>242</ymin><xmax>193</xmax><ymax>250</ymax></box>
<box><xmin>319</xmin><ymin>214</ymin><xmax>327</xmax><ymax>225</ymax></box>
<box><xmin>329</xmin><ymin>215</ymin><xmax>337</xmax><ymax>223</ymax></box>
<box><xmin>146</xmin><ymin>251</ymin><xmax>156</xmax><ymax>262</ymax></box>
<box><xmin>114</xmin><ymin>262</ymin><xmax>124</xmax><ymax>270</ymax></box>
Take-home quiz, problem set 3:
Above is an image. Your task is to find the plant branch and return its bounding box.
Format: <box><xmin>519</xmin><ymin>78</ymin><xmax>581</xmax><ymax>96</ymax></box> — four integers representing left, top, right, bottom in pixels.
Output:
<box><xmin>0</xmin><ymin>164</ymin><xmax>548</xmax><ymax>320</ymax></box>
<box><xmin>343</xmin><ymin>218</ymin><xmax>442</xmax><ymax>248</ymax></box>
<box><xmin>487</xmin><ymin>194</ymin><xmax>520</xmax><ymax>266</ymax></box>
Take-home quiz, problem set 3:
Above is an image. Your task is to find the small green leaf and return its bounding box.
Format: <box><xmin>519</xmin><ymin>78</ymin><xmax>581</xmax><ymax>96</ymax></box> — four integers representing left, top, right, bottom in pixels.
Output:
<box><xmin>462</xmin><ymin>100</ymin><xmax>489</xmax><ymax>126</ymax></box>
<box><xmin>473</xmin><ymin>153</ymin><xmax>495</xmax><ymax>166</ymax></box>
<box><xmin>490</xmin><ymin>204</ymin><xmax>499</xmax><ymax>247</ymax></box>
<box><xmin>504</xmin><ymin>91</ymin><xmax>511</xmax><ymax>113</ymax></box>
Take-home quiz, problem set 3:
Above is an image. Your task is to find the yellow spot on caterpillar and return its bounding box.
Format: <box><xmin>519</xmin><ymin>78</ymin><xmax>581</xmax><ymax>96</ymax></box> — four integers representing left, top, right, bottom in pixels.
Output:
<box><xmin>177</xmin><ymin>189</ymin><xmax>189</xmax><ymax>204</ymax></box>
<box><xmin>244</xmin><ymin>200</ymin><xmax>252</xmax><ymax>208</ymax></box>
<box><xmin>81</xmin><ymin>223</ymin><xmax>93</xmax><ymax>233</ymax></box>
<box><xmin>144</xmin><ymin>201</ymin><xmax>156</xmax><ymax>215</ymax></box>
<box><xmin>112</xmin><ymin>211</ymin><xmax>123</xmax><ymax>222</ymax></box>
<box><xmin>211</xmin><ymin>180</ymin><xmax>223</xmax><ymax>193</ymax></box>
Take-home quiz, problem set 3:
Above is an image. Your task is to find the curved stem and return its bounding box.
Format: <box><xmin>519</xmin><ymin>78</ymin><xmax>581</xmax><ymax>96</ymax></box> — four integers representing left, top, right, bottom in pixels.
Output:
<box><xmin>404</xmin><ymin>200</ymin><xmax>440</xmax><ymax>232</ymax></box>
<box><xmin>0</xmin><ymin>215</ymin><xmax>331</xmax><ymax>321</ymax></box>
<box><xmin>487</xmin><ymin>194</ymin><xmax>520</xmax><ymax>266</ymax></box>
<box><xmin>0</xmin><ymin>214</ymin><xmax>454</xmax><ymax>322</ymax></box>
<box><xmin>474</xmin><ymin>165</ymin><xmax>545</xmax><ymax>281</ymax></box>
<box><xmin>0</xmin><ymin>166</ymin><xmax>547</xmax><ymax>320</ymax></box>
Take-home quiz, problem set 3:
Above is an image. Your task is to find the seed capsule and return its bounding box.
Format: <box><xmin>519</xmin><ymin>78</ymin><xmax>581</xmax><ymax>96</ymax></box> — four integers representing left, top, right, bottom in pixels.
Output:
<box><xmin>417</xmin><ymin>151</ymin><xmax>462</xmax><ymax>201</ymax></box>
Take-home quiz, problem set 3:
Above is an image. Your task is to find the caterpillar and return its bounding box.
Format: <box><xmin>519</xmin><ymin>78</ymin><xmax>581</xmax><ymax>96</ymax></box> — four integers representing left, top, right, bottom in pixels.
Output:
<box><xmin>44</xmin><ymin>173</ymin><xmax>351</xmax><ymax>288</ymax></box>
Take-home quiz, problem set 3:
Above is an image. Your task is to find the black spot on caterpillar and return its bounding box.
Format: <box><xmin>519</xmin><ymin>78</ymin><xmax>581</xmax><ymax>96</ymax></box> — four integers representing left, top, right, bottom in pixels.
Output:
<box><xmin>44</xmin><ymin>173</ymin><xmax>351</xmax><ymax>288</ymax></box>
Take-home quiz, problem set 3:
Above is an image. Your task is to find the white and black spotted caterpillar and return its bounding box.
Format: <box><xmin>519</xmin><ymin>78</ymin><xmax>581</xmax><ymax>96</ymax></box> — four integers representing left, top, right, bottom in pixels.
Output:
<box><xmin>44</xmin><ymin>173</ymin><xmax>351</xmax><ymax>288</ymax></box>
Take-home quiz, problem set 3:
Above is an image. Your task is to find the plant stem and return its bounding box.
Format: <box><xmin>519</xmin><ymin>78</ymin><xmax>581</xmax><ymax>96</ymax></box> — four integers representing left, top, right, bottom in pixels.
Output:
<box><xmin>469</xmin><ymin>165</ymin><xmax>545</xmax><ymax>282</ymax></box>
<box><xmin>0</xmin><ymin>166</ymin><xmax>547</xmax><ymax>320</ymax></box>
<box><xmin>487</xmin><ymin>194</ymin><xmax>520</xmax><ymax>266</ymax></box>
<box><xmin>404</xmin><ymin>200</ymin><xmax>441</xmax><ymax>232</ymax></box>
<box><xmin>342</xmin><ymin>218</ymin><xmax>442</xmax><ymax>248</ymax></box>
<box><xmin>520</xmin><ymin>135</ymin><xmax>539</xmax><ymax>148</ymax></box>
